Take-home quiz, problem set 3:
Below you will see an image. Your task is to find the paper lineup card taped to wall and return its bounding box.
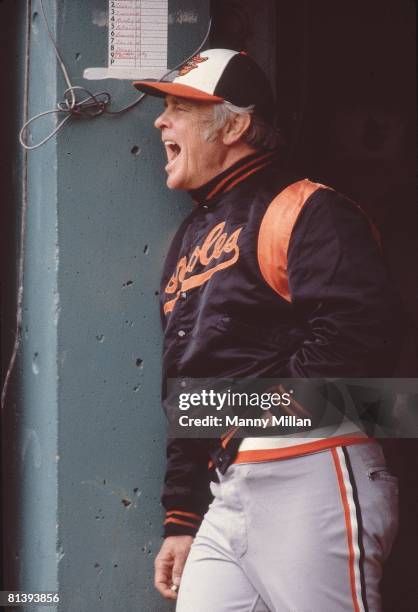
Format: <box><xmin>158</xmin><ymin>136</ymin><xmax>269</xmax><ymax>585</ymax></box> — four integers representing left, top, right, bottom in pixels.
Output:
<box><xmin>84</xmin><ymin>0</ymin><xmax>168</xmax><ymax>80</ymax></box>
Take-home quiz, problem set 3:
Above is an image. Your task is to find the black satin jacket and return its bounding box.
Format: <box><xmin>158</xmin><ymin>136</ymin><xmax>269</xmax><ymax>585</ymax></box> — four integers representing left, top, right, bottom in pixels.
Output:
<box><xmin>159</xmin><ymin>151</ymin><xmax>402</xmax><ymax>537</ymax></box>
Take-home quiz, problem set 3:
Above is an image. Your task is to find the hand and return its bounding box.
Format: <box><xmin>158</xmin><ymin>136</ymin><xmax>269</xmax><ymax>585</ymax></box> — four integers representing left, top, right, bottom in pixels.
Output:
<box><xmin>154</xmin><ymin>535</ymin><xmax>194</xmax><ymax>600</ymax></box>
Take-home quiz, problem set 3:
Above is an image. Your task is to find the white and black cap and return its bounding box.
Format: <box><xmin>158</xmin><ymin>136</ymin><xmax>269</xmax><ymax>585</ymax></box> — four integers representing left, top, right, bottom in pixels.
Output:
<box><xmin>133</xmin><ymin>48</ymin><xmax>275</xmax><ymax>124</ymax></box>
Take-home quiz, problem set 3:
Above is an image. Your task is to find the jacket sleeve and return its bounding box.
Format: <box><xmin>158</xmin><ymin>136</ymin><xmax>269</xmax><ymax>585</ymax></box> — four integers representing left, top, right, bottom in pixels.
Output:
<box><xmin>280</xmin><ymin>188</ymin><xmax>403</xmax><ymax>378</ymax></box>
<box><xmin>161</xmin><ymin>437</ymin><xmax>213</xmax><ymax>537</ymax></box>
<box><xmin>159</xmin><ymin>212</ymin><xmax>215</xmax><ymax>537</ymax></box>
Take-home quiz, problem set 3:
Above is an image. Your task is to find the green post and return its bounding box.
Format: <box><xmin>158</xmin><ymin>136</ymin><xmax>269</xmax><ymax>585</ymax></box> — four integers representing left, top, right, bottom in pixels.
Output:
<box><xmin>2</xmin><ymin>1</ymin><xmax>209</xmax><ymax>610</ymax></box>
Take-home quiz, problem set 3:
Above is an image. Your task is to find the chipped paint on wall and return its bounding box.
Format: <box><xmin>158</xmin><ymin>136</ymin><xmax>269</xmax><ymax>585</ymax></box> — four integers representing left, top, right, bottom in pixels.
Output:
<box><xmin>92</xmin><ymin>9</ymin><xmax>107</xmax><ymax>28</ymax></box>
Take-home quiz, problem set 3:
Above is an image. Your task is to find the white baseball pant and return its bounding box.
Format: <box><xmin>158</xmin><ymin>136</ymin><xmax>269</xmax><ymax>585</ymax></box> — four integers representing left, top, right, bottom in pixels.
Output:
<box><xmin>176</xmin><ymin>442</ymin><xmax>398</xmax><ymax>612</ymax></box>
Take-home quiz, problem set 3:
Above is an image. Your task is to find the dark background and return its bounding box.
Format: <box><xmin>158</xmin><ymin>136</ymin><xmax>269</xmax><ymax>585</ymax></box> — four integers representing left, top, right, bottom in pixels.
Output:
<box><xmin>211</xmin><ymin>1</ymin><xmax>417</xmax><ymax>610</ymax></box>
<box><xmin>0</xmin><ymin>0</ymin><xmax>21</xmax><ymax>592</ymax></box>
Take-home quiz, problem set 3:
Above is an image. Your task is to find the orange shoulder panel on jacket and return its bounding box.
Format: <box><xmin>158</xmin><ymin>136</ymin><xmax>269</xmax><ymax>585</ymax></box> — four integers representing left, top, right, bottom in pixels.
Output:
<box><xmin>257</xmin><ymin>179</ymin><xmax>331</xmax><ymax>302</ymax></box>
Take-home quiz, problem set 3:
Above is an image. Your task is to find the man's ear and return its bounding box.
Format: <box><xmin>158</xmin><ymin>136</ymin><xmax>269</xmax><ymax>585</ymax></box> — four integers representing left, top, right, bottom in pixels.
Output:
<box><xmin>222</xmin><ymin>113</ymin><xmax>252</xmax><ymax>146</ymax></box>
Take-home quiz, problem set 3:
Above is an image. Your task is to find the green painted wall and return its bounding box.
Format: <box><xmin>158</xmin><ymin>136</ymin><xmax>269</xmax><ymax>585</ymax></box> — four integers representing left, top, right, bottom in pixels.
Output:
<box><xmin>3</xmin><ymin>1</ymin><xmax>209</xmax><ymax>610</ymax></box>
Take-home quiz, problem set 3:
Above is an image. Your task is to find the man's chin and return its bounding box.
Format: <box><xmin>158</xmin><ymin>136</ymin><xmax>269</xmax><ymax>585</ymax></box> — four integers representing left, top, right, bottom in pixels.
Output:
<box><xmin>166</xmin><ymin>173</ymin><xmax>185</xmax><ymax>190</ymax></box>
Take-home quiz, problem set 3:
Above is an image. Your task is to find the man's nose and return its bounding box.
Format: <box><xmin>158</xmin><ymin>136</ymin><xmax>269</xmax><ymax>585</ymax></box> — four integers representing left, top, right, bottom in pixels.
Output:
<box><xmin>154</xmin><ymin>109</ymin><xmax>169</xmax><ymax>130</ymax></box>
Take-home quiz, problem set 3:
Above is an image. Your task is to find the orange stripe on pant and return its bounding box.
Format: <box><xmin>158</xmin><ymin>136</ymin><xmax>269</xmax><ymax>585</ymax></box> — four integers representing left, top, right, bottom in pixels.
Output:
<box><xmin>332</xmin><ymin>447</ymin><xmax>361</xmax><ymax>612</ymax></box>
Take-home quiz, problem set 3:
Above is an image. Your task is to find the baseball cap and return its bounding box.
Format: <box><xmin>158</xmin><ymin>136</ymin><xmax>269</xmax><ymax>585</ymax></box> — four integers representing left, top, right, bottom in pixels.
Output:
<box><xmin>133</xmin><ymin>48</ymin><xmax>275</xmax><ymax>124</ymax></box>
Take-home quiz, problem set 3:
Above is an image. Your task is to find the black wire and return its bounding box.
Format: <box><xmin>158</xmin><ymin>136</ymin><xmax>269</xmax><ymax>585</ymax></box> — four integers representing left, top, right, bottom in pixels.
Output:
<box><xmin>19</xmin><ymin>0</ymin><xmax>212</xmax><ymax>149</ymax></box>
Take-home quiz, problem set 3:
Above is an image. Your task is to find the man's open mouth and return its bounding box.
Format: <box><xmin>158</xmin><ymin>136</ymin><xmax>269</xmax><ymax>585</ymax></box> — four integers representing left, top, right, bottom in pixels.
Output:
<box><xmin>164</xmin><ymin>140</ymin><xmax>181</xmax><ymax>166</ymax></box>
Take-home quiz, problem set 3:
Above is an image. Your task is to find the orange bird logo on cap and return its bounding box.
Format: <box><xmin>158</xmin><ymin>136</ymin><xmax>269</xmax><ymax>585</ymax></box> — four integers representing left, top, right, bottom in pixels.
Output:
<box><xmin>178</xmin><ymin>54</ymin><xmax>208</xmax><ymax>76</ymax></box>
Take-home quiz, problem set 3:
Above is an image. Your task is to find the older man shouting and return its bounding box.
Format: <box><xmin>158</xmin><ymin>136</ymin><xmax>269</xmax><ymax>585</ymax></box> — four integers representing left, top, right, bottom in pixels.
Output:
<box><xmin>134</xmin><ymin>49</ymin><xmax>401</xmax><ymax>612</ymax></box>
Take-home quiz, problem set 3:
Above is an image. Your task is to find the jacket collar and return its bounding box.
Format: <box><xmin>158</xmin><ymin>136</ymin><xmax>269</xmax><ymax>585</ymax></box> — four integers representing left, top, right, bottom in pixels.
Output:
<box><xmin>188</xmin><ymin>150</ymin><xmax>278</xmax><ymax>206</ymax></box>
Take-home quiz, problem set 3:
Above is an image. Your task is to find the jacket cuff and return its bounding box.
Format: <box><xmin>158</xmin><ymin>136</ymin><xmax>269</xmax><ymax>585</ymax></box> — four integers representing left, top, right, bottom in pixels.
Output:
<box><xmin>163</xmin><ymin>510</ymin><xmax>203</xmax><ymax>538</ymax></box>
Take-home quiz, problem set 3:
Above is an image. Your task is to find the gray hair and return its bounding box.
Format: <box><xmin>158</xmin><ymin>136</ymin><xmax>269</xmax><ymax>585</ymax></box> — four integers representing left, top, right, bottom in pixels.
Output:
<box><xmin>204</xmin><ymin>101</ymin><xmax>282</xmax><ymax>151</ymax></box>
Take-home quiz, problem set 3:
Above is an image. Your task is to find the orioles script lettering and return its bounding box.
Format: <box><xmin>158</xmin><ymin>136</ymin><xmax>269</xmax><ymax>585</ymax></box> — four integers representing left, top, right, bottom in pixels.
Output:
<box><xmin>164</xmin><ymin>222</ymin><xmax>243</xmax><ymax>314</ymax></box>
